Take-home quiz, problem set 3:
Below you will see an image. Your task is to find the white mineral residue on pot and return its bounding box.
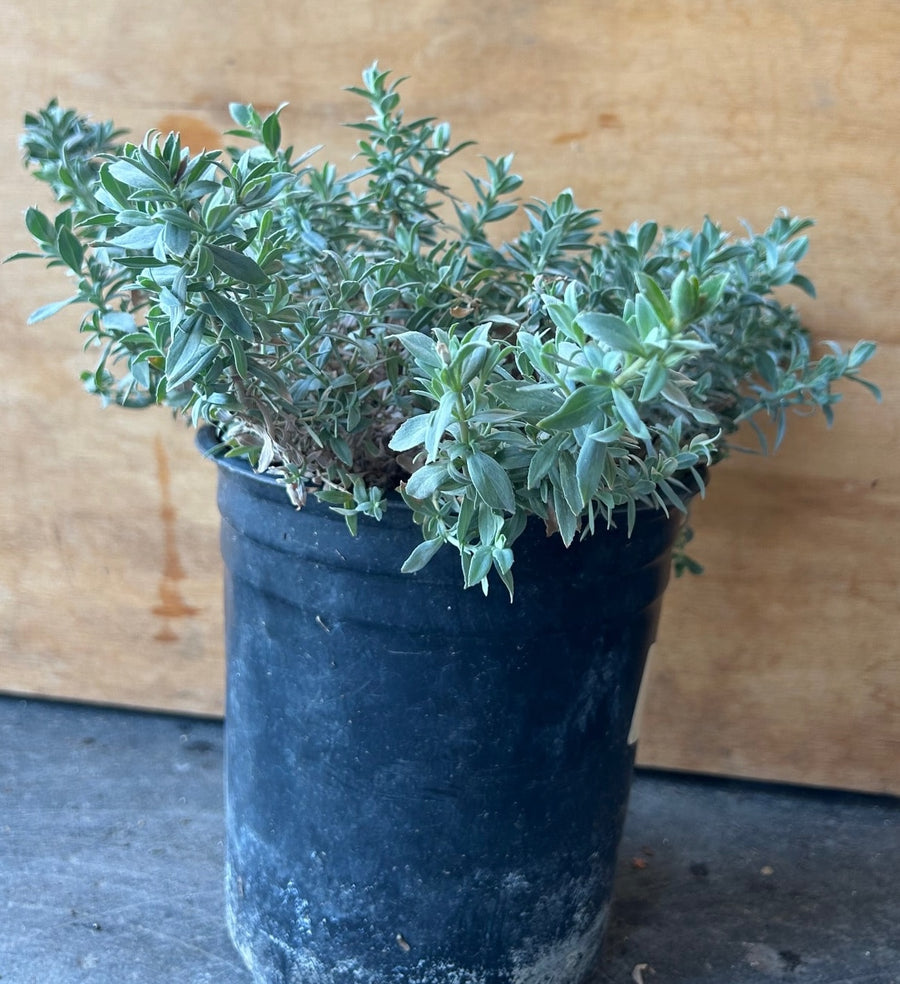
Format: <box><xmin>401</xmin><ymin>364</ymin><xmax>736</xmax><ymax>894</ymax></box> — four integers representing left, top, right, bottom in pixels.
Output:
<box><xmin>333</xmin><ymin>958</ymin><xmax>492</xmax><ymax>984</ymax></box>
<box><xmin>508</xmin><ymin>870</ymin><xmax>610</xmax><ymax>984</ymax></box>
<box><xmin>509</xmin><ymin>905</ymin><xmax>608</xmax><ymax>984</ymax></box>
<box><xmin>232</xmin><ymin>877</ymin><xmax>494</xmax><ymax>984</ymax></box>
<box><xmin>228</xmin><ymin>861</ymin><xmax>608</xmax><ymax>983</ymax></box>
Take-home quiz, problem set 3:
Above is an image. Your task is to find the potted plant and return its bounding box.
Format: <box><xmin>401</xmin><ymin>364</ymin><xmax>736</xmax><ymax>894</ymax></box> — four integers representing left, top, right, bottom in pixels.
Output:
<box><xmin>13</xmin><ymin>65</ymin><xmax>878</xmax><ymax>984</ymax></box>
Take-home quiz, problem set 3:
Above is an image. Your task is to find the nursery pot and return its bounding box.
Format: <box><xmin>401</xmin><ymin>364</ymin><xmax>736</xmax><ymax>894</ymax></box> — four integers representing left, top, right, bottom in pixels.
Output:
<box><xmin>200</xmin><ymin>429</ymin><xmax>697</xmax><ymax>984</ymax></box>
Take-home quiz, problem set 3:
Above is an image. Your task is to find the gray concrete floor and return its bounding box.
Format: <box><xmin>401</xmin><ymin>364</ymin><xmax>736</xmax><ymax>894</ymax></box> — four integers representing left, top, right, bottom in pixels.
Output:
<box><xmin>0</xmin><ymin>695</ymin><xmax>897</xmax><ymax>984</ymax></box>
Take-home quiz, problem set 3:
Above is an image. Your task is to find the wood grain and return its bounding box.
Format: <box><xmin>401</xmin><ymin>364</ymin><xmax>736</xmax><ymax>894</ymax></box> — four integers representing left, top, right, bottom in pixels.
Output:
<box><xmin>1</xmin><ymin>0</ymin><xmax>897</xmax><ymax>791</ymax></box>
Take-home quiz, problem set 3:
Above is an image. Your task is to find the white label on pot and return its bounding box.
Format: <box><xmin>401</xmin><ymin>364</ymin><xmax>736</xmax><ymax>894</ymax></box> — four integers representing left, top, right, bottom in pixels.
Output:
<box><xmin>628</xmin><ymin>643</ymin><xmax>656</xmax><ymax>747</ymax></box>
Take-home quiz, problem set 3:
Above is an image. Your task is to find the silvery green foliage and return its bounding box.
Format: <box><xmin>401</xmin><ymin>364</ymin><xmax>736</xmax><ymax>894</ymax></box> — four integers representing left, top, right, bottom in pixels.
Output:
<box><xmin>15</xmin><ymin>66</ymin><xmax>878</xmax><ymax>595</ymax></box>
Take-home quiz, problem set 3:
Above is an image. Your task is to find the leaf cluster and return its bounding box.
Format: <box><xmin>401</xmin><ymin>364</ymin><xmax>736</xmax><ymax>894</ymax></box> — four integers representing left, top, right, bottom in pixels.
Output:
<box><xmin>13</xmin><ymin>65</ymin><xmax>879</xmax><ymax>595</ymax></box>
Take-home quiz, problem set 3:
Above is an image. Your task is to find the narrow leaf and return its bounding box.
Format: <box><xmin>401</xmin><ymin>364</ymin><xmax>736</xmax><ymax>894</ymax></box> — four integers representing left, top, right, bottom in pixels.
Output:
<box><xmin>527</xmin><ymin>434</ymin><xmax>565</xmax><ymax>489</ymax></box>
<box><xmin>155</xmin><ymin>207</ymin><xmax>204</xmax><ymax>232</ymax></box>
<box><xmin>490</xmin><ymin>380</ymin><xmax>559</xmax><ymax>417</ymax></box>
<box><xmin>262</xmin><ymin>112</ymin><xmax>282</xmax><ymax>154</ymax></box>
<box><xmin>165</xmin><ymin>315</ymin><xmax>208</xmax><ymax>385</ymax></box>
<box><xmin>401</xmin><ymin>537</ymin><xmax>444</xmax><ymax>573</ymax></box>
<box><xmin>202</xmin><ymin>290</ymin><xmax>254</xmax><ymax>340</ymax></box>
<box><xmin>109</xmin><ymin>225</ymin><xmax>163</xmax><ymax>250</ymax></box>
<box><xmin>670</xmin><ymin>270</ymin><xmax>697</xmax><ymax>326</ymax></box>
<box><xmin>558</xmin><ymin>450</ymin><xmax>583</xmax><ymax>514</ymax></box>
<box><xmin>634</xmin><ymin>293</ymin><xmax>658</xmax><ymax>337</ymax></box>
<box><xmin>227</xmin><ymin>334</ymin><xmax>248</xmax><ymax>378</ymax></box>
<box><xmin>790</xmin><ymin>273</ymin><xmax>817</xmax><ymax>298</ymax></box>
<box><xmin>206</xmin><ymin>244</ymin><xmax>268</xmax><ymax>285</ymax></box>
<box><xmin>405</xmin><ymin>463</ymin><xmax>448</xmax><ymax>499</ymax></box>
<box><xmin>638</xmin><ymin>358</ymin><xmax>669</xmax><ymax>403</ymax></box>
<box><xmin>612</xmin><ymin>387</ymin><xmax>651</xmax><ymax>441</ymax></box>
<box><xmin>425</xmin><ymin>391</ymin><xmax>456</xmax><ymax>460</ymax></box>
<box><xmin>56</xmin><ymin>226</ymin><xmax>84</xmax><ymax>272</ymax></box>
<box><xmin>27</xmin><ymin>296</ymin><xmax>78</xmax><ymax>324</ymax></box>
<box><xmin>576</xmin><ymin>438</ymin><xmax>608</xmax><ymax>504</ymax></box>
<box><xmin>587</xmin><ymin>420</ymin><xmax>626</xmax><ymax>444</ymax></box>
<box><xmin>848</xmin><ymin>340</ymin><xmax>877</xmax><ymax>369</ymax></box>
<box><xmin>635</xmin><ymin>273</ymin><xmax>673</xmax><ymax>329</ymax></box>
<box><xmin>700</xmin><ymin>272</ymin><xmax>729</xmax><ymax>307</ymax></box>
<box><xmin>107</xmin><ymin>158</ymin><xmax>168</xmax><ymax>191</ymax></box>
<box><xmin>228</xmin><ymin>103</ymin><xmax>255</xmax><ymax>128</ymax></box>
<box><xmin>637</xmin><ymin>221</ymin><xmax>658</xmax><ymax>256</ymax></box>
<box><xmin>468</xmin><ymin>449</ymin><xmax>515</xmax><ymax>513</ymax></box>
<box><xmin>689</xmin><ymin>405</ymin><xmax>720</xmax><ymax>426</ymax></box>
<box><xmin>24</xmin><ymin>207</ymin><xmax>56</xmax><ymax>244</ymax></box>
<box><xmin>576</xmin><ymin>312</ymin><xmax>643</xmax><ymax>354</ymax></box>
<box><xmin>389</xmin><ymin>413</ymin><xmax>431</xmax><ymax>452</ymax></box>
<box><xmin>397</xmin><ymin>330</ymin><xmax>442</xmax><ymax>368</ymax></box>
<box><xmin>661</xmin><ymin>380</ymin><xmax>694</xmax><ymax>412</ymax></box>
<box><xmin>538</xmin><ymin>385</ymin><xmax>606</xmax><ymax>431</ymax></box>
<box><xmin>552</xmin><ymin>485</ymin><xmax>577</xmax><ymax>546</ymax></box>
<box><xmin>464</xmin><ymin>546</ymin><xmax>494</xmax><ymax>587</ymax></box>
<box><xmin>543</xmin><ymin>298</ymin><xmax>578</xmax><ymax>338</ymax></box>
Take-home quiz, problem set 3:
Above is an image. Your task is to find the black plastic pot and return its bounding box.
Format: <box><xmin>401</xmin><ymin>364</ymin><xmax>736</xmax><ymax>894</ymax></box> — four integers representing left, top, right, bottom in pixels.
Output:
<box><xmin>200</xmin><ymin>429</ymin><xmax>696</xmax><ymax>984</ymax></box>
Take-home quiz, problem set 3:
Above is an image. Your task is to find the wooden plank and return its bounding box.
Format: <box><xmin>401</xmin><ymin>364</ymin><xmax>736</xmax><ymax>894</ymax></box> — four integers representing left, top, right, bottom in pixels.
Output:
<box><xmin>646</xmin><ymin>441</ymin><xmax>900</xmax><ymax>794</ymax></box>
<box><xmin>1</xmin><ymin>0</ymin><xmax>897</xmax><ymax>791</ymax></box>
<box><xmin>643</xmin><ymin>336</ymin><xmax>899</xmax><ymax>794</ymax></box>
<box><xmin>0</xmin><ymin>403</ymin><xmax>223</xmax><ymax>713</ymax></box>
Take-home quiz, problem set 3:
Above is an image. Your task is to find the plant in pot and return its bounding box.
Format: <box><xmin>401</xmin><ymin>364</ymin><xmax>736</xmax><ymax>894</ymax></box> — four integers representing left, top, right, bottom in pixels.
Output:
<box><xmin>13</xmin><ymin>65</ymin><xmax>879</xmax><ymax>984</ymax></box>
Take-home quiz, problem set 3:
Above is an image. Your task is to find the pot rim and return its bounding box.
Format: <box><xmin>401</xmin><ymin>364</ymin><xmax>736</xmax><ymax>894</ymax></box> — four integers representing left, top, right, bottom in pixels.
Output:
<box><xmin>196</xmin><ymin>424</ymin><xmax>708</xmax><ymax>517</ymax></box>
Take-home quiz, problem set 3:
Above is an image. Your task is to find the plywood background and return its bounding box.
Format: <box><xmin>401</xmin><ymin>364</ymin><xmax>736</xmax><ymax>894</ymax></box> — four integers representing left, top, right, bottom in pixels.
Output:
<box><xmin>1</xmin><ymin>0</ymin><xmax>897</xmax><ymax>793</ymax></box>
